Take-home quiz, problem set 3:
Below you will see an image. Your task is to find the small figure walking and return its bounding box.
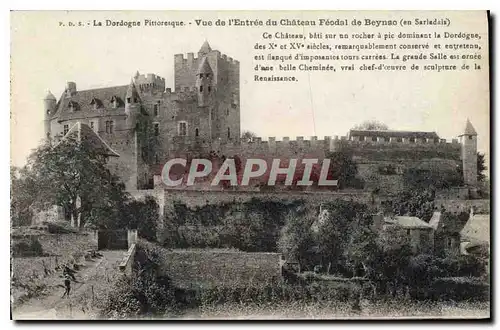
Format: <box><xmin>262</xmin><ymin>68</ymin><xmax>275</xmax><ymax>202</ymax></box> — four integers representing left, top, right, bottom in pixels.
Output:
<box><xmin>63</xmin><ymin>265</ymin><xmax>77</xmax><ymax>282</ymax></box>
<box><xmin>62</xmin><ymin>274</ymin><xmax>71</xmax><ymax>298</ymax></box>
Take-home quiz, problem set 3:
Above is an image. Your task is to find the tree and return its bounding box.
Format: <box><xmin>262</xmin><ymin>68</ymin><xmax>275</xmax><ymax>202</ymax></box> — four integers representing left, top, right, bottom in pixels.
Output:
<box><xmin>352</xmin><ymin>120</ymin><xmax>389</xmax><ymax>131</ymax></box>
<box><xmin>10</xmin><ymin>166</ymin><xmax>38</xmax><ymax>226</ymax></box>
<box><xmin>477</xmin><ymin>152</ymin><xmax>487</xmax><ymax>182</ymax></box>
<box><xmin>126</xmin><ymin>196</ymin><xmax>159</xmax><ymax>241</ymax></box>
<box><xmin>314</xmin><ymin>201</ymin><xmax>371</xmax><ymax>274</ymax></box>
<box><xmin>344</xmin><ymin>224</ymin><xmax>381</xmax><ymax>278</ymax></box>
<box><xmin>326</xmin><ymin>151</ymin><xmax>360</xmax><ymax>189</ymax></box>
<box><xmin>391</xmin><ymin>188</ymin><xmax>435</xmax><ymax>222</ymax></box>
<box><xmin>21</xmin><ymin>137</ymin><xmax>128</xmax><ymax>229</ymax></box>
<box><xmin>241</xmin><ymin>130</ymin><xmax>257</xmax><ymax>143</ymax></box>
<box><xmin>278</xmin><ymin>211</ymin><xmax>315</xmax><ymax>268</ymax></box>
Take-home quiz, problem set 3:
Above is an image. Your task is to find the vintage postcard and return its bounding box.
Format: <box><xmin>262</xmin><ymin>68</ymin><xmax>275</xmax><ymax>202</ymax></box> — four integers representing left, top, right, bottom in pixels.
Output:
<box><xmin>10</xmin><ymin>10</ymin><xmax>490</xmax><ymax>320</ymax></box>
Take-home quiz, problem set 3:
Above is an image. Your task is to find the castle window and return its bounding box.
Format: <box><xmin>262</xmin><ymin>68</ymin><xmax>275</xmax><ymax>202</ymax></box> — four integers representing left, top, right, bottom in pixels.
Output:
<box><xmin>195</xmin><ymin>128</ymin><xmax>199</xmax><ymax>137</ymax></box>
<box><xmin>469</xmin><ymin>135</ymin><xmax>473</xmax><ymax>140</ymax></box>
<box><xmin>153</xmin><ymin>101</ymin><xmax>160</xmax><ymax>116</ymax></box>
<box><xmin>409</xmin><ymin>137</ymin><xmax>416</xmax><ymax>143</ymax></box>
<box><xmin>359</xmin><ymin>136</ymin><xmax>365</xmax><ymax>141</ymax></box>
<box><xmin>155</xmin><ymin>153</ymin><xmax>159</xmax><ymax>164</ymax></box>
<box><xmin>111</xmin><ymin>98</ymin><xmax>118</xmax><ymax>109</ymax></box>
<box><xmin>90</xmin><ymin>121</ymin><xmax>95</xmax><ymax>131</ymax></box>
<box><xmin>63</xmin><ymin>124</ymin><xmax>69</xmax><ymax>135</ymax></box>
<box><xmin>434</xmin><ymin>138</ymin><xmax>439</xmax><ymax>143</ymax></box>
<box><xmin>199</xmin><ymin>85</ymin><xmax>203</xmax><ymax>93</ymax></box>
<box><xmin>407</xmin><ymin>229</ymin><xmax>411</xmax><ymax>236</ymax></box>
<box><xmin>371</xmin><ymin>136</ymin><xmax>377</xmax><ymax>142</ymax></box>
<box><xmin>127</xmin><ymin>97</ymin><xmax>131</xmax><ymax>104</ymax></box>
<box><xmin>178</xmin><ymin>121</ymin><xmax>187</xmax><ymax>136</ymax></box>
<box><xmin>68</xmin><ymin>101</ymin><xmax>78</xmax><ymax>112</ymax></box>
<box><xmin>153</xmin><ymin>123</ymin><xmax>159</xmax><ymax>136</ymax></box>
<box><xmin>227</xmin><ymin>127</ymin><xmax>231</xmax><ymax>139</ymax></box>
<box><xmin>105</xmin><ymin>120</ymin><xmax>114</xmax><ymax>134</ymax></box>
<box><xmin>90</xmin><ymin>98</ymin><xmax>101</xmax><ymax>110</ymax></box>
<box><xmin>384</xmin><ymin>137</ymin><xmax>390</xmax><ymax>142</ymax></box>
<box><xmin>397</xmin><ymin>137</ymin><xmax>403</xmax><ymax>142</ymax></box>
<box><xmin>208</xmin><ymin>86</ymin><xmax>211</xmax><ymax>93</ymax></box>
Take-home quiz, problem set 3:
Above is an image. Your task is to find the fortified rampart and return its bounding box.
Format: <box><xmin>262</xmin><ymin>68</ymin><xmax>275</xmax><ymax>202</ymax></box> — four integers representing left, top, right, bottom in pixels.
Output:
<box><xmin>169</xmin><ymin>134</ymin><xmax>462</xmax><ymax>160</ymax></box>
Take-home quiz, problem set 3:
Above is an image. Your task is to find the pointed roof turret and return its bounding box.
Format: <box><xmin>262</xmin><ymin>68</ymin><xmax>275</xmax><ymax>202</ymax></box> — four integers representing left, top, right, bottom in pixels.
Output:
<box><xmin>134</xmin><ymin>70</ymin><xmax>140</xmax><ymax>79</ymax></box>
<box><xmin>197</xmin><ymin>57</ymin><xmax>213</xmax><ymax>76</ymax></box>
<box><xmin>199</xmin><ymin>40</ymin><xmax>212</xmax><ymax>55</ymax></box>
<box><xmin>460</xmin><ymin>119</ymin><xmax>477</xmax><ymax>136</ymax></box>
<box><xmin>126</xmin><ymin>79</ymin><xmax>140</xmax><ymax>100</ymax></box>
<box><xmin>44</xmin><ymin>90</ymin><xmax>56</xmax><ymax>101</ymax></box>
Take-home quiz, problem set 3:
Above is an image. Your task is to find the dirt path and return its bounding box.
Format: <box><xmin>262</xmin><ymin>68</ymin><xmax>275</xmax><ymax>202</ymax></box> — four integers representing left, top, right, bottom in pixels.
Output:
<box><xmin>12</xmin><ymin>250</ymin><xmax>125</xmax><ymax>320</ymax></box>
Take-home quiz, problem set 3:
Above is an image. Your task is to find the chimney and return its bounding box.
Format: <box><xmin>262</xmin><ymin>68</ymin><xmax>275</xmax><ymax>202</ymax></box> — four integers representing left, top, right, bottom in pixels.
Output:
<box><xmin>65</xmin><ymin>82</ymin><xmax>77</xmax><ymax>97</ymax></box>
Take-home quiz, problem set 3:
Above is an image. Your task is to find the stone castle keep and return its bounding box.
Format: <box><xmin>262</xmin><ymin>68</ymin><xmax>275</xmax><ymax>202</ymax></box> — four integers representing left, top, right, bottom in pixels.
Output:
<box><xmin>43</xmin><ymin>41</ymin><xmax>479</xmax><ymax>194</ymax></box>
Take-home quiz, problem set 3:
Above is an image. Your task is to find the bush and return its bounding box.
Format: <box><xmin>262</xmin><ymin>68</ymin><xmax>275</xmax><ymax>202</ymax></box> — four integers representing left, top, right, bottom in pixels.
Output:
<box><xmin>11</xmin><ymin>236</ymin><xmax>45</xmax><ymax>257</ymax></box>
<box><xmin>430</xmin><ymin>277</ymin><xmax>489</xmax><ymax>301</ymax></box>
<box><xmin>100</xmin><ymin>245</ymin><xmax>175</xmax><ymax>318</ymax></box>
<box><xmin>126</xmin><ymin>196</ymin><xmax>158</xmax><ymax>242</ymax></box>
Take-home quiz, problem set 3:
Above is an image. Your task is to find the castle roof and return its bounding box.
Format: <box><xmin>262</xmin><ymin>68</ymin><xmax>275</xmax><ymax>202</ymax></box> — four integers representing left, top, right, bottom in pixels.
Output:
<box><xmin>51</xmin><ymin>85</ymin><xmax>128</xmax><ymax>121</ymax></box>
<box><xmin>197</xmin><ymin>57</ymin><xmax>213</xmax><ymax>75</ymax></box>
<box><xmin>199</xmin><ymin>40</ymin><xmax>212</xmax><ymax>54</ymax></box>
<box><xmin>460</xmin><ymin>119</ymin><xmax>477</xmax><ymax>136</ymax></box>
<box><xmin>429</xmin><ymin>211</ymin><xmax>470</xmax><ymax>234</ymax></box>
<box><xmin>57</xmin><ymin>121</ymin><xmax>120</xmax><ymax>157</ymax></box>
<box><xmin>44</xmin><ymin>90</ymin><xmax>56</xmax><ymax>101</ymax></box>
<box><xmin>349</xmin><ymin>129</ymin><xmax>439</xmax><ymax>140</ymax></box>
<box><xmin>461</xmin><ymin>213</ymin><xmax>489</xmax><ymax>244</ymax></box>
<box><xmin>384</xmin><ymin>216</ymin><xmax>433</xmax><ymax>229</ymax></box>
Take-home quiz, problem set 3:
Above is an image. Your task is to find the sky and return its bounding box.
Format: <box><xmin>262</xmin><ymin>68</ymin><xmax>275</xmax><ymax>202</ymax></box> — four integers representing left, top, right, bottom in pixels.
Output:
<box><xmin>10</xmin><ymin>11</ymin><xmax>490</xmax><ymax>169</ymax></box>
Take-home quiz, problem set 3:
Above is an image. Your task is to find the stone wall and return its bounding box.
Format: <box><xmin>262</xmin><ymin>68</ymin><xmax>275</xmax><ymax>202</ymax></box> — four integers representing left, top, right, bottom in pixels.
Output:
<box><xmin>139</xmin><ymin>240</ymin><xmax>282</xmax><ymax>289</ymax></box>
<box><xmin>435</xmin><ymin>199</ymin><xmax>490</xmax><ymax>214</ymax></box>
<box><xmin>161</xmin><ymin>189</ymin><xmax>373</xmax><ymax>209</ymax></box>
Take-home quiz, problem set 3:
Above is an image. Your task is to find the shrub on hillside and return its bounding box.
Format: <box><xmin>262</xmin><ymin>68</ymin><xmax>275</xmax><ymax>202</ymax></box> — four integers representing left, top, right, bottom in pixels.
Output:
<box><xmin>125</xmin><ymin>196</ymin><xmax>159</xmax><ymax>242</ymax></box>
<box><xmin>11</xmin><ymin>236</ymin><xmax>45</xmax><ymax>257</ymax></box>
<box><xmin>100</xmin><ymin>244</ymin><xmax>175</xmax><ymax>318</ymax></box>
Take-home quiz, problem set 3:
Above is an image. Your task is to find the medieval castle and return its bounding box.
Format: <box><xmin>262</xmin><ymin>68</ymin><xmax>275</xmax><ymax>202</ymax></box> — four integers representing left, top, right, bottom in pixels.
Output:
<box><xmin>42</xmin><ymin>41</ymin><xmax>479</xmax><ymax>196</ymax></box>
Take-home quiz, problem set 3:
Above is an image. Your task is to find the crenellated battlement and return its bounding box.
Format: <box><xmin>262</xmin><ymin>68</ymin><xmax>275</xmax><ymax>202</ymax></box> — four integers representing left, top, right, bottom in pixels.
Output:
<box><xmin>175</xmin><ymin>51</ymin><xmax>239</xmax><ymax>67</ymax></box>
<box><xmin>135</xmin><ymin>73</ymin><xmax>166</xmax><ymax>93</ymax></box>
<box><xmin>183</xmin><ymin>134</ymin><xmax>462</xmax><ymax>150</ymax></box>
<box><xmin>161</xmin><ymin>86</ymin><xmax>198</xmax><ymax>102</ymax></box>
<box><xmin>170</xmin><ymin>133</ymin><xmax>463</xmax><ymax>164</ymax></box>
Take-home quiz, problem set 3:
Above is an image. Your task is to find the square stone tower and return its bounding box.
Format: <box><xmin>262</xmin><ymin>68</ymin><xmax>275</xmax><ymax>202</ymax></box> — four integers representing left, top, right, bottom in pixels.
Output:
<box><xmin>174</xmin><ymin>41</ymin><xmax>240</xmax><ymax>143</ymax></box>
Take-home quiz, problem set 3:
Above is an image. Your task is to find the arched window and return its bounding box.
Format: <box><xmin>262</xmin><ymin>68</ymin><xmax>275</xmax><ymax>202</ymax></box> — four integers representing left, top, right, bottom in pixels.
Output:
<box><xmin>200</xmin><ymin>85</ymin><xmax>203</xmax><ymax>93</ymax></box>
<box><xmin>195</xmin><ymin>128</ymin><xmax>199</xmax><ymax>137</ymax></box>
